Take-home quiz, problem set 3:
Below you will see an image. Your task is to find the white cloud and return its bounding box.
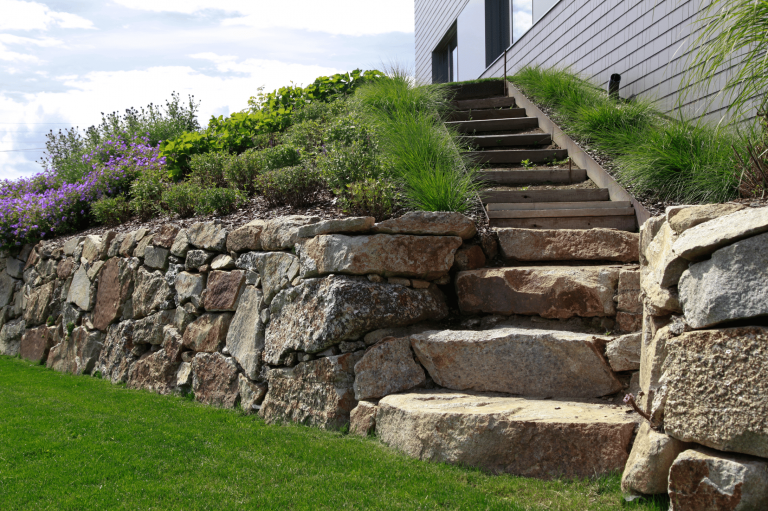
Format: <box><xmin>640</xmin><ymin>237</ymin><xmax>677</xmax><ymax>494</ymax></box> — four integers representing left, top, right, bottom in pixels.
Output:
<box><xmin>111</xmin><ymin>0</ymin><xmax>415</xmax><ymax>35</ymax></box>
<box><xmin>0</xmin><ymin>0</ymin><xmax>95</xmax><ymax>31</ymax></box>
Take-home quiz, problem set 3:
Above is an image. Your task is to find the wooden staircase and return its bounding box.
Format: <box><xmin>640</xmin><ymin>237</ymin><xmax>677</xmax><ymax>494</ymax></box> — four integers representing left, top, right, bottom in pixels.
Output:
<box><xmin>450</xmin><ymin>95</ymin><xmax>638</xmax><ymax>231</ymax></box>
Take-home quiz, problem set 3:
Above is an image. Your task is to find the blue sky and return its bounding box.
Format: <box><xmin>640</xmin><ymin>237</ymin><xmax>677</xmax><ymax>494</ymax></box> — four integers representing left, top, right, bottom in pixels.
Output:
<box><xmin>0</xmin><ymin>0</ymin><xmax>415</xmax><ymax>180</ymax></box>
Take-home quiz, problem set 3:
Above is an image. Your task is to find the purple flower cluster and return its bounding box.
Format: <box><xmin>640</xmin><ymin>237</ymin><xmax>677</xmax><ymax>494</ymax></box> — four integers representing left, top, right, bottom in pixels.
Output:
<box><xmin>0</xmin><ymin>135</ymin><xmax>165</xmax><ymax>249</ymax></box>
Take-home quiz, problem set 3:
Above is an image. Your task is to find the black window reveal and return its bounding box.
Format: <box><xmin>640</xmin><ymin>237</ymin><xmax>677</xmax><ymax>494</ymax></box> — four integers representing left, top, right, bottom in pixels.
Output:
<box><xmin>432</xmin><ymin>23</ymin><xmax>458</xmax><ymax>83</ymax></box>
<box><xmin>485</xmin><ymin>0</ymin><xmax>510</xmax><ymax>68</ymax></box>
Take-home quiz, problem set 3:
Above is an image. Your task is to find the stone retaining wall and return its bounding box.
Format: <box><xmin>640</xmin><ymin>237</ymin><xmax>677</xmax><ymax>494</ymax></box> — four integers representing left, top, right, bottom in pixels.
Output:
<box><xmin>623</xmin><ymin>203</ymin><xmax>768</xmax><ymax>509</ymax></box>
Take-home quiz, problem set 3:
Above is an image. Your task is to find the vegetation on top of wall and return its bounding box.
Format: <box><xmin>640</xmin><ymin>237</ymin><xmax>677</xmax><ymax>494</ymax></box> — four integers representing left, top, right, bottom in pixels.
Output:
<box><xmin>510</xmin><ymin>65</ymin><xmax>750</xmax><ymax>204</ymax></box>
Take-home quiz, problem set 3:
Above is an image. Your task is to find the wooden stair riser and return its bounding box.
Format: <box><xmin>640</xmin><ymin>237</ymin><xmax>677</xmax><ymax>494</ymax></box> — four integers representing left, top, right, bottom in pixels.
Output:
<box><xmin>488</xmin><ymin>208</ymin><xmax>636</xmax><ymax>219</ymax></box>
<box><xmin>470</xmin><ymin>149</ymin><xmax>569</xmax><ymax>164</ymax></box>
<box><xmin>487</xmin><ymin>201</ymin><xmax>632</xmax><ymax>211</ymax></box>
<box><xmin>453</xmin><ymin>96</ymin><xmax>517</xmax><ymax>110</ymax></box>
<box><xmin>491</xmin><ymin>216</ymin><xmax>637</xmax><ymax>231</ymax></box>
<box><xmin>448</xmin><ymin>118</ymin><xmax>539</xmax><ymax>133</ymax></box>
<box><xmin>480</xmin><ymin>189</ymin><xmax>611</xmax><ymax>203</ymax></box>
<box><xmin>448</xmin><ymin>108</ymin><xmax>527</xmax><ymax>122</ymax></box>
<box><xmin>479</xmin><ymin>169</ymin><xmax>587</xmax><ymax>185</ymax></box>
<box><xmin>469</xmin><ymin>133</ymin><xmax>552</xmax><ymax>148</ymax></box>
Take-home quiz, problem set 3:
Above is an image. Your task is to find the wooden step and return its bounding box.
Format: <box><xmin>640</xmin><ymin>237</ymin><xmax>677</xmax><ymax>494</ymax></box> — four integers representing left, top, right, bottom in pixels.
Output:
<box><xmin>490</xmin><ymin>216</ymin><xmax>637</xmax><ymax>231</ymax></box>
<box><xmin>488</xmin><ymin>201</ymin><xmax>631</xmax><ymax>211</ymax></box>
<box><xmin>481</xmin><ymin>189</ymin><xmax>611</xmax><ymax>203</ymax></box>
<box><xmin>448</xmin><ymin>118</ymin><xmax>539</xmax><ymax>133</ymax></box>
<box><xmin>448</xmin><ymin>108</ymin><xmax>527</xmax><ymax>122</ymax></box>
<box><xmin>469</xmin><ymin>133</ymin><xmax>551</xmax><ymax>148</ymax></box>
<box><xmin>488</xmin><ymin>207</ymin><xmax>636</xmax><ymax>219</ymax></box>
<box><xmin>453</xmin><ymin>96</ymin><xmax>517</xmax><ymax>110</ymax></box>
<box><xmin>479</xmin><ymin>169</ymin><xmax>587</xmax><ymax>185</ymax></box>
<box><xmin>470</xmin><ymin>149</ymin><xmax>569</xmax><ymax>164</ymax></box>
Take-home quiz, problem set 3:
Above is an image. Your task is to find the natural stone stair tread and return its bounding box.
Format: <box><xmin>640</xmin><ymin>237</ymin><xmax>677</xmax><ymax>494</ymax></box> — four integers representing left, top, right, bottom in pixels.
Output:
<box><xmin>488</xmin><ymin>207</ymin><xmax>636</xmax><ymax>219</ymax></box>
<box><xmin>480</xmin><ymin>188</ymin><xmax>610</xmax><ymax>203</ymax></box>
<box><xmin>469</xmin><ymin>133</ymin><xmax>552</xmax><ymax>147</ymax></box>
<box><xmin>410</xmin><ymin>327</ymin><xmax>623</xmax><ymax>398</ymax></box>
<box><xmin>487</xmin><ymin>201</ymin><xmax>632</xmax><ymax>211</ymax></box>
<box><xmin>447</xmin><ymin>117</ymin><xmax>539</xmax><ymax>132</ymax></box>
<box><xmin>469</xmin><ymin>149</ymin><xmax>569</xmax><ymax>164</ymax></box>
<box><xmin>491</xmin><ymin>216</ymin><xmax>638</xmax><ymax>231</ymax></box>
<box><xmin>448</xmin><ymin>108</ymin><xmax>527</xmax><ymax>121</ymax></box>
<box><xmin>375</xmin><ymin>390</ymin><xmax>636</xmax><ymax>480</ymax></box>
<box><xmin>496</xmin><ymin>228</ymin><xmax>639</xmax><ymax>262</ymax></box>
<box><xmin>479</xmin><ymin>169</ymin><xmax>586</xmax><ymax>185</ymax></box>
<box><xmin>453</xmin><ymin>96</ymin><xmax>517</xmax><ymax>110</ymax></box>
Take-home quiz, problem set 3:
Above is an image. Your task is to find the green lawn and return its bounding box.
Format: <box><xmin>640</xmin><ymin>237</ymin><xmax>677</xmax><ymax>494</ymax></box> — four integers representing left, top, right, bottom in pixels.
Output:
<box><xmin>0</xmin><ymin>356</ymin><xmax>668</xmax><ymax>510</ymax></box>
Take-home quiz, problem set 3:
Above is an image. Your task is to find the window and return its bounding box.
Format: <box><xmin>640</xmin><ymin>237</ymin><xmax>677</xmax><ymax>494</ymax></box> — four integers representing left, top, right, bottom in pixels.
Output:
<box><xmin>485</xmin><ymin>0</ymin><xmax>510</xmax><ymax>67</ymax></box>
<box><xmin>432</xmin><ymin>23</ymin><xmax>458</xmax><ymax>83</ymax></box>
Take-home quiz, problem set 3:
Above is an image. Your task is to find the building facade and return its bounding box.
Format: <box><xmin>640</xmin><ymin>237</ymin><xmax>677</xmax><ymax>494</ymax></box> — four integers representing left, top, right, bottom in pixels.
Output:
<box><xmin>415</xmin><ymin>0</ymin><xmax>744</xmax><ymax>121</ymax></box>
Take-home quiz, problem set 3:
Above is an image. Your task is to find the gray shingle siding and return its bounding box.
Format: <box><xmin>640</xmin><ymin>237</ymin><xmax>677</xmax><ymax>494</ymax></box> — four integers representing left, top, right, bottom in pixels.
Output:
<box><xmin>415</xmin><ymin>0</ymin><xmax>753</xmax><ymax>122</ymax></box>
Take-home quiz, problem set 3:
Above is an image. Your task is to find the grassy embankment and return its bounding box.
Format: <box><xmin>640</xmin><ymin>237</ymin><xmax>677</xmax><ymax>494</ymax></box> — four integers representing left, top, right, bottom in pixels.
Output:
<box><xmin>0</xmin><ymin>356</ymin><xmax>669</xmax><ymax>510</ymax></box>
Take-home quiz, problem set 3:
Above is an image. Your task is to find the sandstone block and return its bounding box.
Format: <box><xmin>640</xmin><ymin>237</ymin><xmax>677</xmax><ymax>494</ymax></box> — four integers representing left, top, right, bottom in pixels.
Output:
<box><xmin>132</xmin><ymin>268</ymin><xmax>173</xmax><ymax>319</ymax></box>
<box><xmin>203</xmin><ymin>270</ymin><xmax>245</xmax><ymax>312</ymax></box>
<box><xmin>667</xmin><ymin>203</ymin><xmax>746</xmax><ymax>235</ymax></box>
<box><xmin>144</xmin><ymin>246</ymin><xmax>170</xmax><ymax>271</ymax></box>
<box><xmin>182</xmin><ymin>313</ymin><xmax>233</xmax><ymax>353</ymax></box>
<box><xmin>107</xmin><ymin>233</ymin><xmax>125</xmax><ymax>258</ymax></box>
<box><xmin>668</xmin><ymin>448</ymin><xmax>768</xmax><ymax>511</ymax></box>
<box><xmin>176</xmin><ymin>362</ymin><xmax>192</xmax><ymax>388</ymax></box>
<box><xmin>225</xmin><ymin>286</ymin><xmax>265</xmax><ymax>380</ymax></box>
<box><xmin>133</xmin><ymin>310</ymin><xmax>175</xmax><ymax>345</ymax></box>
<box><xmin>127</xmin><ymin>326</ymin><xmax>184</xmax><ymax>395</ymax></box>
<box><xmin>93</xmin><ymin>258</ymin><xmax>136</xmax><ymax>331</ymax></box>
<box><xmin>679</xmin><ymin>232</ymin><xmax>768</xmax><ymax>329</ymax></box>
<box><xmin>616</xmin><ymin>312</ymin><xmax>642</xmax><ymax>333</ymax></box>
<box><xmin>191</xmin><ymin>353</ymin><xmax>240</xmax><ymax>408</ymax></box>
<box><xmin>188</xmin><ymin>222</ymin><xmax>227</xmax><ymax>252</ymax></box>
<box><xmin>261</xmin><ymin>215</ymin><xmax>320</xmax><ymax>251</ymax></box>
<box><xmin>210</xmin><ymin>254</ymin><xmax>235</xmax><ymax>271</ymax></box>
<box><xmin>639</xmin><ymin>323</ymin><xmax>674</xmax><ymax>416</ymax></box>
<box><xmin>350</xmin><ymin>401</ymin><xmax>378</xmax><ymax>436</ymax></box>
<box><xmin>119</xmin><ymin>229</ymin><xmax>146</xmax><ymax>257</ymax></box>
<box><xmin>98</xmin><ymin>321</ymin><xmax>145</xmax><ymax>384</ymax></box>
<box><xmin>411</xmin><ymin>328</ymin><xmax>622</xmax><ymax>398</ymax></box>
<box><xmin>174</xmin><ymin>272</ymin><xmax>205</xmax><ymax>308</ymax></box>
<box><xmin>170</xmin><ymin>229</ymin><xmax>191</xmax><ymax>257</ymax></box>
<box><xmin>606</xmin><ymin>333</ymin><xmax>641</xmax><ymax>372</ymax></box>
<box><xmin>673</xmin><ymin>207</ymin><xmax>768</xmax><ymax>261</ymax></box>
<box><xmin>63</xmin><ymin>236</ymin><xmax>83</xmax><ymax>256</ymax></box>
<box><xmin>19</xmin><ymin>325</ymin><xmax>55</xmax><ymax>363</ymax></box>
<box><xmin>0</xmin><ymin>317</ymin><xmax>25</xmax><ymax>356</ymax></box>
<box><xmin>26</xmin><ymin>281</ymin><xmax>56</xmax><ymax>326</ymax></box>
<box><xmin>452</xmin><ymin>245</ymin><xmax>486</xmax><ymax>271</ymax></box>
<box><xmin>662</xmin><ymin>327</ymin><xmax>768</xmax><ymax>459</ymax></box>
<box><xmin>6</xmin><ymin>257</ymin><xmax>23</xmax><ymax>279</ymax></box>
<box><xmin>353</xmin><ymin>337</ymin><xmax>426</xmax><ymax>400</ymax></box>
<box><xmin>498</xmin><ymin>228</ymin><xmax>639</xmax><ymax>262</ymax></box>
<box><xmin>456</xmin><ymin>266</ymin><xmax>619</xmax><ymax>319</ymax></box>
<box><xmin>153</xmin><ymin>225</ymin><xmax>180</xmax><ymax>249</ymax></box>
<box><xmin>621</xmin><ymin>423</ymin><xmax>692</xmax><ymax>496</ymax></box>
<box><xmin>264</xmin><ymin>276</ymin><xmax>448</xmax><ymax>365</ymax></box>
<box><xmin>298</xmin><ymin>234</ymin><xmax>462</xmax><ymax>280</ymax></box>
<box><xmin>376</xmin><ymin>390</ymin><xmax>636</xmax><ymax>480</ymax></box>
<box><xmin>81</xmin><ymin>235</ymin><xmax>102</xmax><ymax>263</ymax></box>
<box><xmin>185</xmin><ymin>250</ymin><xmax>214</xmax><ymax>271</ymax></box>
<box><xmin>47</xmin><ymin>326</ymin><xmax>103</xmax><ymax>375</ymax></box>
<box><xmin>67</xmin><ymin>265</ymin><xmax>94</xmax><ymax>312</ymax></box>
<box><xmin>298</xmin><ymin>217</ymin><xmax>375</xmax><ymax>238</ymax></box>
<box><xmin>373</xmin><ymin>212</ymin><xmax>476</xmax><ymax>239</ymax></box>
<box><xmin>238</xmin><ymin>374</ymin><xmax>267</xmax><ymax>413</ymax></box>
<box><xmin>0</xmin><ymin>271</ymin><xmax>18</xmax><ymax>308</ymax></box>
<box><xmin>226</xmin><ymin>220</ymin><xmax>266</xmax><ymax>253</ymax></box>
<box><xmin>618</xmin><ymin>269</ymin><xmax>641</xmax><ymax>313</ymax></box>
<box><xmin>260</xmin><ymin>352</ymin><xmax>363</xmax><ymax>429</ymax></box>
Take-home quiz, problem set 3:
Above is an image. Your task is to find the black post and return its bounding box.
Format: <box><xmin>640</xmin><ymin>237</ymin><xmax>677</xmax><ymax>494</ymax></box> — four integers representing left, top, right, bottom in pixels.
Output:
<box><xmin>609</xmin><ymin>74</ymin><xmax>622</xmax><ymax>99</ymax></box>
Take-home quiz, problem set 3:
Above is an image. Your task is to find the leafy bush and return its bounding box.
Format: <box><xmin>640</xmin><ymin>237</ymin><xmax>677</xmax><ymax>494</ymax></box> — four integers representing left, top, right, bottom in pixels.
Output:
<box><xmin>162</xmin><ymin>182</ymin><xmax>199</xmax><ymax>218</ymax></box>
<box><xmin>189</xmin><ymin>151</ymin><xmax>229</xmax><ymax>188</ymax></box>
<box><xmin>337</xmin><ymin>179</ymin><xmax>399</xmax><ymax>220</ymax></box>
<box><xmin>223</xmin><ymin>149</ymin><xmax>261</xmax><ymax>194</ymax></box>
<box><xmin>255</xmin><ymin>165</ymin><xmax>325</xmax><ymax>207</ymax></box>
<box><xmin>92</xmin><ymin>195</ymin><xmax>133</xmax><ymax>226</ymax></box>
<box><xmin>130</xmin><ymin>167</ymin><xmax>168</xmax><ymax>221</ymax></box>
<box><xmin>318</xmin><ymin>140</ymin><xmax>384</xmax><ymax>190</ymax></box>
<box><xmin>260</xmin><ymin>145</ymin><xmax>301</xmax><ymax>171</ymax></box>
<box><xmin>194</xmin><ymin>188</ymin><xmax>246</xmax><ymax>216</ymax></box>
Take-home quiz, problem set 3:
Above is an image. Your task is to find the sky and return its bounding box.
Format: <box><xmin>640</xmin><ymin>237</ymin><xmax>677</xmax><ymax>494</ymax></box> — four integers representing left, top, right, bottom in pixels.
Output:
<box><xmin>0</xmin><ymin>0</ymin><xmax>416</xmax><ymax>180</ymax></box>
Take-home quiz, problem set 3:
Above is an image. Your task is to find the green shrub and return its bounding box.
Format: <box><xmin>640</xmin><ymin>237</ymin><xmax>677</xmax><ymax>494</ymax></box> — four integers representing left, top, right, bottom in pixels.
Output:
<box><xmin>162</xmin><ymin>182</ymin><xmax>199</xmax><ymax>218</ymax></box>
<box><xmin>92</xmin><ymin>195</ymin><xmax>133</xmax><ymax>226</ymax></box>
<box><xmin>223</xmin><ymin>148</ymin><xmax>261</xmax><ymax>195</ymax></box>
<box><xmin>194</xmin><ymin>188</ymin><xmax>246</xmax><ymax>216</ymax></box>
<box><xmin>255</xmin><ymin>165</ymin><xmax>325</xmax><ymax>208</ymax></box>
<box><xmin>130</xmin><ymin>168</ymin><xmax>168</xmax><ymax>220</ymax></box>
<box><xmin>260</xmin><ymin>145</ymin><xmax>301</xmax><ymax>172</ymax></box>
<box><xmin>337</xmin><ymin>179</ymin><xmax>399</xmax><ymax>220</ymax></box>
<box><xmin>189</xmin><ymin>151</ymin><xmax>229</xmax><ymax>188</ymax></box>
<box><xmin>318</xmin><ymin>139</ymin><xmax>384</xmax><ymax>189</ymax></box>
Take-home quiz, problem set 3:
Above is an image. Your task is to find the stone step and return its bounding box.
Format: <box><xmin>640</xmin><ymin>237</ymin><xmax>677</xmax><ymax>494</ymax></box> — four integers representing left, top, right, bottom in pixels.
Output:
<box><xmin>469</xmin><ymin>133</ymin><xmax>552</xmax><ymax>148</ymax></box>
<box><xmin>469</xmin><ymin>149</ymin><xmax>569</xmax><ymax>164</ymax></box>
<box><xmin>488</xmin><ymin>207</ymin><xmax>636</xmax><ymax>219</ymax></box>
<box><xmin>448</xmin><ymin>108</ymin><xmax>527</xmax><ymax>122</ymax></box>
<box><xmin>479</xmin><ymin>169</ymin><xmax>587</xmax><ymax>185</ymax></box>
<box><xmin>374</xmin><ymin>390</ymin><xmax>636</xmax><ymax>480</ymax></box>
<box><xmin>453</xmin><ymin>96</ymin><xmax>517</xmax><ymax>110</ymax></box>
<box><xmin>496</xmin><ymin>227</ymin><xmax>640</xmax><ymax>262</ymax></box>
<box><xmin>490</xmin><ymin>215</ymin><xmax>637</xmax><ymax>231</ymax></box>
<box><xmin>410</xmin><ymin>327</ymin><xmax>622</xmax><ymax>398</ymax></box>
<box><xmin>456</xmin><ymin>265</ymin><xmax>620</xmax><ymax>318</ymax></box>
<box><xmin>480</xmin><ymin>188</ymin><xmax>611</xmax><ymax>203</ymax></box>
<box><xmin>447</xmin><ymin>117</ymin><xmax>539</xmax><ymax>133</ymax></box>
<box><xmin>488</xmin><ymin>201</ymin><xmax>632</xmax><ymax>211</ymax></box>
